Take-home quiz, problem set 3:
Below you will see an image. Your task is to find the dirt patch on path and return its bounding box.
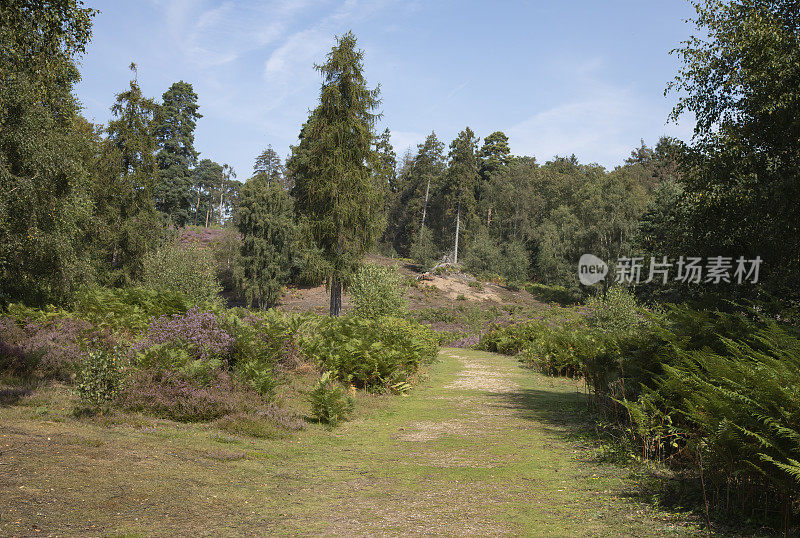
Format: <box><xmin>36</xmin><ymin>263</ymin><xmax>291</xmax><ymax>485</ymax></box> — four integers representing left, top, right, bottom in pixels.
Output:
<box><xmin>443</xmin><ymin>354</ymin><xmax>517</xmax><ymax>393</ymax></box>
<box><xmin>395</xmin><ymin>419</ymin><xmax>476</xmax><ymax>442</ymax></box>
<box><xmin>396</xmin><ymin>352</ymin><xmax>517</xmax><ymax>444</ymax></box>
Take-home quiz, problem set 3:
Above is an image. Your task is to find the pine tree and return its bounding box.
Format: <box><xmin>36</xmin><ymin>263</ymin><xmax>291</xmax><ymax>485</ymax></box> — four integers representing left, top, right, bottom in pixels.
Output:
<box><xmin>382</xmin><ymin>132</ymin><xmax>445</xmax><ymax>256</ymax></box>
<box><xmin>290</xmin><ymin>31</ymin><xmax>382</xmax><ymax>316</ymax></box>
<box><xmin>477</xmin><ymin>131</ymin><xmax>511</xmax><ymax>227</ymax></box>
<box><xmin>93</xmin><ymin>64</ymin><xmax>162</xmax><ymax>286</ymax></box>
<box><xmin>191</xmin><ymin>159</ymin><xmax>224</xmax><ymax>227</ymax></box>
<box><xmin>372</xmin><ymin>128</ymin><xmax>395</xmax><ymax>241</ymax></box>
<box><xmin>443</xmin><ymin>127</ymin><xmax>479</xmax><ymax>264</ymax></box>
<box><xmin>416</xmin><ymin>133</ymin><xmax>446</xmax><ymax>241</ymax></box>
<box><xmin>478</xmin><ymin>131</ymin><xmax>511</xmax><ymax>180</ymax></box>
<box><xmin>237</xmin><ymin>177</ymin><xmax>296</xmax><ymax>309</ymax></box>
<box><xmin>374</xmin><ymin>128</ymin><xmax>396</xmax><ymax>197</ymax></box>
<box><xmin>253</xmin><ymin>145</ymin><xmax>286</xmax><ymax>188</ymax></box>
<box><xmin>154</xmin><ymin>81</ymin><xmax>202</xmax><ymax>226</ymax></box>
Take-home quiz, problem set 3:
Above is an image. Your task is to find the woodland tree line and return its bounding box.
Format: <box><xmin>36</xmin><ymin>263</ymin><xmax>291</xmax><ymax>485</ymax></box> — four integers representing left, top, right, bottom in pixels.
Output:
<box><xmin>1</xmin><ymin>0</ymin><xmax>798</xmax><ymax>316</ymax></box>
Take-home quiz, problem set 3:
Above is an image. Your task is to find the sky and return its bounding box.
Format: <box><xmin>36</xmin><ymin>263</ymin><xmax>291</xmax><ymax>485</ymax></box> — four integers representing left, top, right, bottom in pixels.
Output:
<box><xmin>75</xmin><ymin>0</ymin><xmax>699</xmax><ymax>181</ymax></box>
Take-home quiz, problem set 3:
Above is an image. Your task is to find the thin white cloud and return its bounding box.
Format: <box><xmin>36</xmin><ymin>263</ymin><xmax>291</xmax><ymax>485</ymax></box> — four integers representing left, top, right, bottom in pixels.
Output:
<box><xmin>389</xmin><ymin>129</ymin><xmax>426</xmax><ymax>156</ymax></box>
<box><xmin>148</xmin><ymin>0</ymin><xmax>319</xmax><ymax>68</ymax></box>
<box><xmin>260</xmin><ymin>0</ymin><xmax>400</xmax><ymax>111</ymax></box>
<box><xmin>445</xmin><ymin>80</ymin><xmax>469</xmax><ymax>101</ymax></box>
<box><xmin>509</xmin><ymin>92</ymin><xmax>633</xmax><ymax>166</ymax></box>
<box><xmin>507</xmin><ymin>57</ymin><xmax>695</xmax><ymax>167</ymax></box>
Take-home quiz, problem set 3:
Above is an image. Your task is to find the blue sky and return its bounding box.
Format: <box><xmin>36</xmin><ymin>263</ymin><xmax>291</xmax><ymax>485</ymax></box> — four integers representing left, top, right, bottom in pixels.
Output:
<box><xmin>76</xmin><ymin>0</ymin><xmax>698</xmax><ymax>180</ymax></box>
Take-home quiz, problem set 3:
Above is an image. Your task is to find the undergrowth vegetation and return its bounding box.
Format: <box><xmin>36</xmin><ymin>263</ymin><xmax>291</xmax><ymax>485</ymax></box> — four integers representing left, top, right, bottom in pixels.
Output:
<box><xmin>1</xmin><ymin>275</ymin><xmax>440</xmax><ymax>431</ymax></box>
<box><xmin>142</xmin><ymin>241</ymin><xmax>222</xmax><ymax>305</ymax></box>
<box><xmin>307</xmin><ymin>370</ymin><xmax>355</xmax><ymax>426</ymax></box>
<box><xmin>348</xmin><ymin>263</ymin><xmax>407</xmax><ymax>319</ymax></box>
<box><xmin>479</xmin><ymin>288</ymin><xmax>800</xmax><ymax>531</ymax></box>
<box><xmin>302</xmin><ymin>315</ymin><xmax>438</xmax><ymax>390</ymax></box>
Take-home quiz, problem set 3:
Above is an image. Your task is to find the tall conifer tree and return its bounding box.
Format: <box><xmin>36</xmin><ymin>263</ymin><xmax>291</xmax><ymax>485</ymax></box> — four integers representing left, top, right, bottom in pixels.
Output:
<box><xmin>94</xmin><ymin>64</ymin><xmax>161</xmax><ymax>285</ymax></box>
<box><xmin>253</xmin><ymin>145</ymin><xmax>286</xmax><ymax>188</ymax></box>
<box><xmin>290</xmin><ymin>31</ymin><xmax>382</xmax><ymax>316</ymax></box>
<box><xmin>237</xmin><ymin>177</ymin><xmax>295</xmax><ymax>309</ymax></box>
<box><xmin>443</xmin><ymin>127</ymin><xmax>479</xmax><ymax>264</ymax></box>
<box><xmin>154</xmin><ymin>81</ymin><xmax>201</xmax><ymax>226</ymax></box>
<box><xmin>477</xmin><ymin>131</ymin><xmax>511</xmax><ymax>227</ymax></box>
<box><xmin>382</xmin><ymin>132</ymin><xmax>445</xmax><ymax>256</ymax></box>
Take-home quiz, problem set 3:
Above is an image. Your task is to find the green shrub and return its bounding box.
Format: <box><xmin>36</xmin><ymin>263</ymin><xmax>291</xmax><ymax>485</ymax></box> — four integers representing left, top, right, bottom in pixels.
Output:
<box><xmin>72</xmin><ymin>286</ymin><xmax>193</xmax><ymax>333</ymax></box>
<box><xmin>521</xmin><ymin>327</ymin><xmax>586</xmax><ymax>377</ymax></box>
<box><xmin>4</xmin><ymin>303</ymin><xmax>69</xmax><ymax>324</ymax></box>
<box><xmin>307</xmin><ymin>371</ymin><xmax>354</xmax><ymax>426</ymax></box>
<box><xmin>621</xmin><ymin>320</ymin><xmax>800</xmax><ymax>528</ymax></box>
<box><xmin>478</xmin><ymin>309</ymin><xmax>625</xmax><ymax>385</ymax></box>
<box><xmin>587</xmin><ymin>305</ymin><xmax>763</xmax><ymax>399</ymax></box>
<box><xmin>224</xmin><ymin>310</ymin><xmax>286</xmax><ymax>366</ymax></box>
<box><xmin>75</xmin><ymin>348</ymin><xmax>126</xmax><ymax>409</ymax></box>
<box><xmin>524</xmin><ymin>282</ymin><xmax>582</xmax><ymax>305</ymax></box>
<box><xmin>209</xmin><ymin>227</ymin><xmax>242</xmax><ymax>291</ymax></box>
<box><xmin>478</xmin><ymin>322</ymin><xmax>539</xmax><ymax>355</ymax></box>
<box><xmin>477</xmin><ymin>309</ymin><xmax>582</xmax><ymax>355</ymax></box>
<box><xmin>142</xmin><ymin>241</ymin><xmax>222</xmax><ymax>305</ymax></box>
<box><xmin>585</xmin><ymin>286</ymin><xmax>641</xmax><ymax>332</ymax></box>
<box><xmin>238</xmin><ymin>359</ymin><xmax>280</xmax><ymax>400</ymax></box>
<box><xmin>499</xmin><ymin>240</ymin><xmax>530</xmax><ymax>282</ymax></box>
<box><xmin>135</xmin><ymin>342</ymin><xmax>192</xmax><ymax>370</ymax></box>
<box><xmin>409</xmin><ymin>226</ymin><xmax>439</xmax><ymax>269</ymax></box>
<box><xmin>349</xmin><ymin>264</ymin><xmax>407</xmax><ymax>319</ymax></box>
<box><xmin>302</xmin><ymin>315</ymin><xmax>438</xmax><ymax>390</ymax></box>
<box><xmin>223</xmin><ymin>310</ymin><xmax>308</xmax><ymax>400</ymax></box>
<box><xmin>179</xmin><ymin>358</ymin><xmax>224</xmax><ymax>386</ymax></box>
<box><xmin>463</xmin><ymin>230</ymin><xmax>530</xmax><ymax>282</ymax></box>
<box><xmin>463</xmin><ymin>227</ymin><xmax>499</xmax><ymax>276</ymax></box>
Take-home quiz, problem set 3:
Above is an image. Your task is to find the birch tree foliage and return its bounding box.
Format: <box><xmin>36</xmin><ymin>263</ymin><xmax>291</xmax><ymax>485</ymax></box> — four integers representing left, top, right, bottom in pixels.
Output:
<box><xmin>668</xmin><ymin>0</ymin><xmax>800</xmax><ymax>298</ymax></box>
<box><xmin>0</xmin><ymin>0</ymin><xmax>97</xmax><ymax>305</ymax></box>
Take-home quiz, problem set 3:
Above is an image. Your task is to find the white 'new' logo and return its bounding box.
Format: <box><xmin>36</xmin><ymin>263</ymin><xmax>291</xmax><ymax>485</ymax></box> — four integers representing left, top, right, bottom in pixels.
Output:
<box><xmin>578</xmin><ymin>254</ymin><xmax>608</xmax><ymax>285</ymax></box>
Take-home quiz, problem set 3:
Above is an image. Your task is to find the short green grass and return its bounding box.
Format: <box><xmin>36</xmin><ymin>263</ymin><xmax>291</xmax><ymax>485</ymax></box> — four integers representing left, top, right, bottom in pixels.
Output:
<box><xmin>0</xmin><ymin>350</ymin><xmax>701</xmax><ymax>536</ymax></box>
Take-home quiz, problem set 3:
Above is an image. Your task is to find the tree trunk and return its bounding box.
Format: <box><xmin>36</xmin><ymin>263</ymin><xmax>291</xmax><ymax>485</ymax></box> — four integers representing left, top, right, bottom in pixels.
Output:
<box><xmin>454</xmin><ymin>198</ymin><xmax>461</xmax><ymax>265</ymax></box>
<box><xmin>218</xmin><ymin>187</ymin><xmax>224</xmax><ymax>226</ymax></box>
<box><xmin>329</xmin><ymin>275</ymin><xmax>342</xmax><ymax>317</ymax></box>
<box><xmin>194</xmin><ymin>194</ymin><xmax>200</xmax><ymax>226</ymax></box>
<box><xmin>420</xmin><ymin>176</ymin><xmax>431</xmax><ymax>238</ymax></box>
<box><xmin>205</xmin><ymin>206</ymin><xmax>210</xmax><ymax>228</ymax></box>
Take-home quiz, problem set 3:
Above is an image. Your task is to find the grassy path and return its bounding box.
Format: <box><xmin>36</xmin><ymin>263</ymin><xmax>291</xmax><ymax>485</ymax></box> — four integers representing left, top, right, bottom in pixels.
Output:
<box><xmin>1</xmin><ymin>349</ymin><xmax>698</xmax><ymax>536</ymax></box>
